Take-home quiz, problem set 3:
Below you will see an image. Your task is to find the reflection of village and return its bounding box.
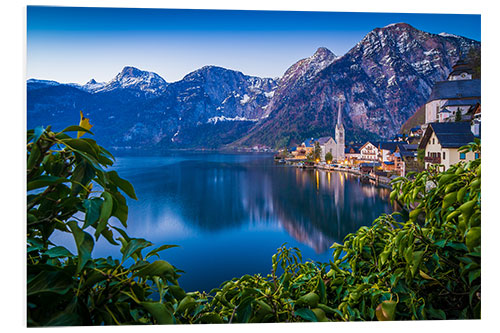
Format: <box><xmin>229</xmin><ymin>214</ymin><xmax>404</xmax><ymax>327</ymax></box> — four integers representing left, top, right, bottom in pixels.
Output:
<box><xmin>275</xmin><ymin>59</ymin><xmax>481</xmax><ymax>183</ymax></box>
<box><xmin>274</xmin><ymin>168</ymin><xmax>393</xmax><ymax>253</ymax></box>
<box><xmin>147</xmin><ymin>156</ymin><xmax>394</xmax><ymax>254</ymax></box>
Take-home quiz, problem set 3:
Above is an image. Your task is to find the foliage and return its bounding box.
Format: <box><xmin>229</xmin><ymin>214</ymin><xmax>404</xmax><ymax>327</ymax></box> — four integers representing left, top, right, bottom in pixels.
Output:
<box><xmin>325</xmin><ymin>152</ymin><xmax>333</xmax><ymax>163</ymax></box>
<box><xmin>313</xmin><ymin>141</ymin><xmax>321</xmax><ymax>161</ymax></box>
<box><xmin>173</xmin><ymin>140</ymin><xmax>481</xmax><ymax>323</ymax></box>
<box><xmin>466</xmin><ymin>46</ymin><xmax>481</xmax><ymax>79</ymax></box>
<box><xmin>455</xmin><ymin>108</ymin><xmax>462</xmax><ymax>122</ymax></box>
<box><xmin>27</xmin><ymin>122</ymin><xmax>480</xmax><ymax>325</ymax></box>
<box><xmin>27</xmin><ymin>125</ymin><xmax>184</xmax><ymax>326</ymax></box>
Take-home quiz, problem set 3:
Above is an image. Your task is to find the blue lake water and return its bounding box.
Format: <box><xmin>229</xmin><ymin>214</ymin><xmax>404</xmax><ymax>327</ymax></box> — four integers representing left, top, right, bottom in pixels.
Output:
<box><xmin>53</xmin><ymin>152</ymin><xmax>393</xmax><ymax>292</ymax></box>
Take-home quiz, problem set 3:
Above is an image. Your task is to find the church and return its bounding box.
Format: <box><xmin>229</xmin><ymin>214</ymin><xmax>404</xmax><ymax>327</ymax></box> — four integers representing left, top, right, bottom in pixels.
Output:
<box><xmin>293</xmin><ymin>98</ymin><xmax>345</xmax><ymax>162</ymax></box>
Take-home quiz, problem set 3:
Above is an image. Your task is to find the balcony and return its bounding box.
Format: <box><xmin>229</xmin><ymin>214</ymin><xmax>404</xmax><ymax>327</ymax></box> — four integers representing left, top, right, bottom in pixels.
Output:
<box><xmin>424</xmin><ymin>156</ymin><xmax>441</xmax><ymax>164</ymax></box>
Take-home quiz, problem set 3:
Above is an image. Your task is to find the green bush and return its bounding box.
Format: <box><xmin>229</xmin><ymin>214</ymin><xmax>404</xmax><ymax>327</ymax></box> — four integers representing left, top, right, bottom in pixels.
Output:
<box><xmin>27</xmin><ymin>124</ymin><xmax>480</xmax><ymax>325</ymax></box>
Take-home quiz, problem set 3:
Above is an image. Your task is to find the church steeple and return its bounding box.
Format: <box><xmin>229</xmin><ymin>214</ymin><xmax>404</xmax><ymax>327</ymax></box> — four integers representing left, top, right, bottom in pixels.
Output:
<box><xmin>335</xmin><ymin>97</ymin><xmax>345</xmax><ymax>161</ymax></box>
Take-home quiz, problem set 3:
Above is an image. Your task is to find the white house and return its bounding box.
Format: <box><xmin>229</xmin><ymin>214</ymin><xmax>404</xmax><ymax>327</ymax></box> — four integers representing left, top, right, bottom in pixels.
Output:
<box><xmin>359</xmin><ymin>141</ymin><xmax>379</xmax><ymax>161</ymax></box>
<box><xmin>424</xmin><ymin>60</ymin><xmax>480</xmax><ymax>125</ymax></box>
<box><xmin>418</xmin><ymin>122</ymin><xmax>479</xmax><ymax>171</ymax></box>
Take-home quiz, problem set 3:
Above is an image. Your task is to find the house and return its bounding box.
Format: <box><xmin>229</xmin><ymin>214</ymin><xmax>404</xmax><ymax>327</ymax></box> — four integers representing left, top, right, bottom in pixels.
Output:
<box><xmin>359</xmin><ymin>141</ymin><xmax>379</xmax><ymax>162</ymax></box>
<box><xmin>377</xmin><ymin>142</ymin><xmax>399</xmax><ymax>172</ymax></box>
<box><xmin>345</xmin><ymin>144</ymin><xmax>362</xmax><ymax>164</ymax></box>
<box><xmin>393</xmin><ymin>144</ymin><xmax>419</xmax><ymax>176</ymax></box>
<box><xmin>418</xmin><ymin>122</ymin><xmax>478</xmax><ymax>171</ymax></box>
<box><xmin>470</xmin><ymin>103</ymin><xmax>481</xmax><ymax>137</ymax></box>
<box><xmin>424</xmin><ymin>60</ymin><xmax>481</xmax><ymax>125</ymax></box>
<box><xmin>409</xmin><ymin>127</ymin><xmax>423</xmax><ymax>138</ymax></box>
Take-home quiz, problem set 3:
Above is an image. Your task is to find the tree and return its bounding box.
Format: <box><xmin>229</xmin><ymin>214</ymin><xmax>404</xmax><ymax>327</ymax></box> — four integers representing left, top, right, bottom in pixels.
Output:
<box><xmin>325</xmin><ymin>151</ymin><xmax>333</xmax><ymax>163</ymax></box>
<box><xmin>313</xmin><ymin>141</ymin><xmax>322</xmax><ymax>161</ymax></box>
<box><xmin>466</xmin><ymin>46</ymin><xmax>481</xmax><ymax>79</ymax></box>
<box><xmin>455</xmin><ymin>107</ymin><xmax>462</xmax><ymax>122</ymax></box>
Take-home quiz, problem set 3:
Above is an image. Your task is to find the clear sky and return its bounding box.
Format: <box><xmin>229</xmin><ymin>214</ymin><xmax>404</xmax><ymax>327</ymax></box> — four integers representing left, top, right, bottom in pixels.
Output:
<box><xmin>27</xmin><ymin>6</ymin><xmax>481</xmax><ymax>84</ymax></box>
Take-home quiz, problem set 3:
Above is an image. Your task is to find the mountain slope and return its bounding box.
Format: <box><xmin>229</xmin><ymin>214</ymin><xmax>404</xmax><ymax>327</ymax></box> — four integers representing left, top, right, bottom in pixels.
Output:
<box><xmin>235</xmin><ymin>23</ymin><xmax>480</xmax><ymax>148</ymax></box>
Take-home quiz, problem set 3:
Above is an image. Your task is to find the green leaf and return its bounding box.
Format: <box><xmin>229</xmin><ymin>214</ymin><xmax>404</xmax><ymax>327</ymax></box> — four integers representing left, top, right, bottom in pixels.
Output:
<box><xmin>236</xmin><ymin>296</ymin><xmax>253</xmax><ymax>323</ymax></box>
<box><xmin>145</xmin><ymin>244</ymin><xmax>179</xmax><ymax>260</ymax></box>
<box><xmin>27</xmin><ymin>175</ymin><xmax>68</xmax><ymax>191</ymax></box>
<box><xmin>95</xmin><ymin>192</ymin><xmax>113</xmax><ymax>240</ymax></box>
<box><xmin>61</xmin><ymin>138</ymin><xmax>99</xmax><ymax>158</ymax></box>
<box><xmin>141</xmin><ymin>302</ymin><xmax>174</xmax><ymax>324</ymax></box>
<box><xmin>176</xmin><ymin>296</ymin><xmax>196</xmax><ymax>314</ymax></box>
<box><xmin>27</xmin><ymin>143</ymin><xmax>41</xmax><ymax>170</ymax></box>
<box><xmin>376</xmin><ymin>300</ymin><xmax>397</xmax><ymax>321</ymax></box>
<box><xmin>100</xmin><ymin>227</ymin><xmax>119</xmax><ymax>246</ymax></box>
<box><xmin>67</xmin><ymin>221</ymin><xmax>94</xmax><ymax>273</ymax></box>
<box><xmin>59</xmin><ymin>125</ymin><xmax>94</xmax><ymax>136</ymax></box>
<box><xmin>111</xmin><ymin>191</ymin><xmax>128</xmax><ymax>227</ymax></box>
<box><xmin>27</xmin><ymin>270</ymin><xmax>72</xmax><ymax>296</ymax></box>
<box><xmin>45</xmin><ymin>246</ymin><xmax>74</xmax><ymax>258</ymax></box>
<box><xmin>168</xmin><ymin>285</ymin><xmax>186</xmax><ymax>301</ymax></box>
<box><xmin>196</xmin><ymin>313</ymin><xmax>224</xmax><ymax>324</ymax></box>
<box><xmin>468</xmin><ymin>269</ymin><xmax>481</xmax><ymax>284</ymax></box>
<box><xmin>294</xmin><ymin>308</ymin><xmax>318</xmax><ymax>322</ymax></box>
<box><xmin>411</xmin><ymin>251</ymin><xmax>425</xmax><ymax>277</ymax></box>
<box><xmin>121</xmin><ymin>238</ymin><xmax>152</xmax><ymax>262</ymax></box>
<box><xmin>71</xmin><ymin>161</ymin><xmax>95</xmax><ymax>195</ymax></box>
<box><xmin>108</xmin><ymin>170</ymin><xmax>137</xmax><ymax>200</ymax></box>
<box><xmin>135</xmin><ymin>260</ymin><xmax>175</xmax><ymax>280</ymax></box>
<box><xmin>318</xmin><ymin>278</ymin><xmax>326</xmax><ymax>304</ymax></box>
<box><xmin>82</xmin><ymin>198</ymin><xmax>103</xmax><ymax>229</ymax></box>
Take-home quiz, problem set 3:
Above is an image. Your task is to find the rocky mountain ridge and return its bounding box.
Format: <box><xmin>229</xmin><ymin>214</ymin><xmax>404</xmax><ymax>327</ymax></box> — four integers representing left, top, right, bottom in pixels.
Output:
<box><xmin>27</xmin><ymin>23</ymin><xmax>480</xmax><ymax>150</ymax></box>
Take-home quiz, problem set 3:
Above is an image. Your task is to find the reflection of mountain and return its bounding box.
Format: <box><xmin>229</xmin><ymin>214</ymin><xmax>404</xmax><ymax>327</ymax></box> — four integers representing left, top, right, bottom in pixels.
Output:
<box><xmin>120</xmin><ymin>155</ymin><xmax>392</xmax><ymax>253</ymax></box>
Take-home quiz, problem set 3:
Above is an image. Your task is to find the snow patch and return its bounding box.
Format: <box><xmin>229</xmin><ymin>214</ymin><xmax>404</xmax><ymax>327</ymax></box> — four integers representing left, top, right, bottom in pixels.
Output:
<box><xmin>240</xmin><ymin>94</ymin><xmax>250</xmax><ymax>105</ymax></box>
<box><xmin>207</xmin><ymin>115</ymin><xmax>259</xmax><ymax>124</ymax></box>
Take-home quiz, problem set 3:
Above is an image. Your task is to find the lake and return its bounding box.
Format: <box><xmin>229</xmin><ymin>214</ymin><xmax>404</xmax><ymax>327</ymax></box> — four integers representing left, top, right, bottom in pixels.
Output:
<box><xmin>54</xmin><ymin>152</ymin><xmax>394</xmax><ymax>292</ymax></box>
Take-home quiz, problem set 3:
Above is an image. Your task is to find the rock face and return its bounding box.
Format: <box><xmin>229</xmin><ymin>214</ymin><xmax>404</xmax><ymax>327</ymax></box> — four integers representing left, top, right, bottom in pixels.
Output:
<box><xmin>27</xmin><ymin>66</ymin><xmax>277</xmax><ymax>149</ymax></box>
<box><xmin>27</xmin><ymin>23</ymin><xmax>479</xmax><ymax>150</ymax></box>
<box><xmin>237</xmin><ymin>23</ymin><xmax>480</xmax><ymax>147</ymax></box>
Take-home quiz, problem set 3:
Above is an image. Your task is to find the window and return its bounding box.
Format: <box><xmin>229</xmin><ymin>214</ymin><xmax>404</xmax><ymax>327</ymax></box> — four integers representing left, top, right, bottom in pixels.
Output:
<box><xmin>475</xmin><ymin>153</ymin><xmax>480</xmax><ymax>159</ymax></box>
<box><xmin>443</xmin><ymin>152</ymin><xmax>446</xmax><ymax>160</ymax></box>
<box><xmin>460</xmin><ymin>152</ymin><xmax>466</xmax><ymax>160</ymax></box>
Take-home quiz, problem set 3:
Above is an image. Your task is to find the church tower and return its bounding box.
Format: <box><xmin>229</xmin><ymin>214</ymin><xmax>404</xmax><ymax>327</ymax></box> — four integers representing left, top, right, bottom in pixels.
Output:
<box><xmin>335</xmin><ymin>98</ymin><xmax>345</xmax><ymax>161</ymax></box>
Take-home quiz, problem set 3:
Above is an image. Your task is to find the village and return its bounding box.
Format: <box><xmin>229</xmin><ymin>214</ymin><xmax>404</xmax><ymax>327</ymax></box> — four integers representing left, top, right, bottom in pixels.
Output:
<box><xmin>275</xmin><ymin>59</ymin><xmax>481</xmax><ymax>187</ymax></box>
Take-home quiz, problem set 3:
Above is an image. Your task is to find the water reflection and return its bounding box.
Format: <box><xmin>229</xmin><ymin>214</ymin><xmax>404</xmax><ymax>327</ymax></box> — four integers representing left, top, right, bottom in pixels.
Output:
<box><xmin>114</xmin><ymin>154</ymin><xmax>392</xmax><ymax>254</ymax></box>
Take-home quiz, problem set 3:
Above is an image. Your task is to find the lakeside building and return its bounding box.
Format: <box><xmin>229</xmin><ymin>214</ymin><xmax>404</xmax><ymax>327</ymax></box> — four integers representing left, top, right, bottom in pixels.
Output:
<box><xmin>423</xmin><ymin>60</ymin><xmax>481</xmax><ymax>126</ymax></box>
<box><xmin>358</xmin><ymin>141</ymin><xmax>379</xmax><ymax>162</ymax></box>
<box><xmin>418</xmin><ymin>122</ymin><xmax>479</xmax><ymax>171</ymax></box>
<box><xmin>393</xmin><ymin>144</ymin><xmax>419</xmax><ymax>176</ymax></box>
<box><xmin>290</xmin><ymin>98</ymin><xmax>346</xmax><ymax>162</ymax></box>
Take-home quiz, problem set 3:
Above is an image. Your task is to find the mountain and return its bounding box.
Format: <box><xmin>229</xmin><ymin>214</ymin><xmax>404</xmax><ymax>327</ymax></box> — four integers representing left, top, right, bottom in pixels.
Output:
<box><xmin>27</xmin><ymin>66</ymin><xmax>277</xmax><ymax>150</ymax></box>
<box><xmin>27</xmin><ymin>23</ymin><xmax>480</xmax><ymax>151</ymax></box>
<box><xmin>235</xmin><ymin>23</ymin><xmax>480</xmax><ymax>148</ymax></box>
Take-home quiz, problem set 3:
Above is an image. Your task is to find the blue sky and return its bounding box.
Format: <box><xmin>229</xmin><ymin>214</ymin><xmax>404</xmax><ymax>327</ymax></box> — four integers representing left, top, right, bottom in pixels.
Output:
<box><xmin>27</xmin><ymin>6</ymin><xmax>481</xmax><ymax>84</ymax></box>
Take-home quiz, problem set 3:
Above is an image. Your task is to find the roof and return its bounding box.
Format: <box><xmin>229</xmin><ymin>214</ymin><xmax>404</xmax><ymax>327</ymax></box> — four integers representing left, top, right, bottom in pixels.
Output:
<box><xmin>317</xmin><ymin>136</ymin><xmax>333</xmax><ymax>145</ymax></box>
<box><xmin>427</xmin><ymin>79</ymin><xmax>481</xmax><ymax>102</ymax></box>
<box><xmin>443</xmin><ymin>99</ymin><xmax>480</xmax><ymax>107</ymax></box>
<box><xmin>378</xmin><ymin>142</ymin><xmax>399</xmax><ymax>152</ymax></box>
<box><xmin>448</xmin><ymin>60</ymin><xmax>475</xmax><ymax>77</ymax></box>
<box><xmin>360</xmin><ymin>141</ymin><xmax>377</xmax><ymax>150</ymax></box>
<box><xmin>303</xmin><ymin>138</ymin><xmax>315</xmax><ymax>148</ymax></box>
<box><xmin>345</xmin><ymin>145</ymin><xmax>361</xmax><ymax>154</ymax></box>
<box><xmin>418</xmin><ymin>122</ymin><xmax>476</xmax><ymax>149</ymax></box>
